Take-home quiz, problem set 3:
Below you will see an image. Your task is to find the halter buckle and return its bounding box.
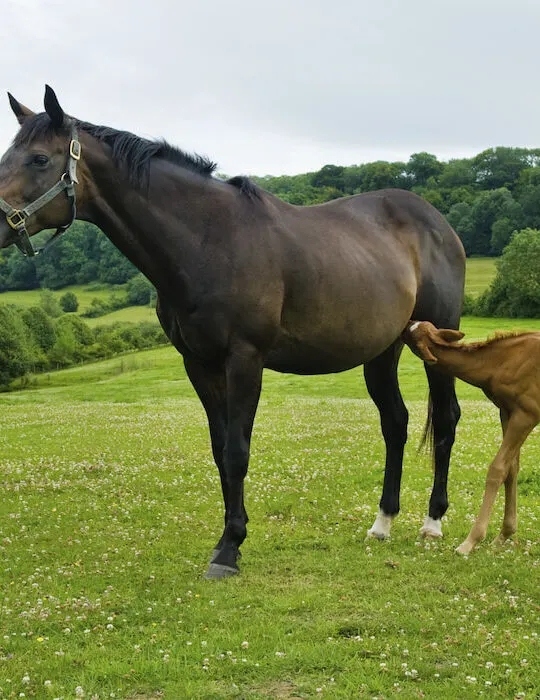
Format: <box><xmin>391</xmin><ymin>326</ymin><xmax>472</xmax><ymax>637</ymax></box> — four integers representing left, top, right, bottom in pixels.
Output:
<box><xmin>7</xmin><ymin>210</ymin><xmax>25</xmax><ymax>229</ymax></box>
<box><xmin>69</xmin><ymin>139</ymin><xmax>81</xmax><ymax>160</ymax></box>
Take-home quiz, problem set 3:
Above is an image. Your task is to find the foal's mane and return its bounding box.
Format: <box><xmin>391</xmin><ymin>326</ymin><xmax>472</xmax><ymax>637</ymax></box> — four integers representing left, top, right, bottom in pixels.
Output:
<box><xmin>459</xmin><ymin>330</ymin><xmax>532</xmax><ymax>352</ymax></box>
<box><xmin>14</xmin><ymin>112</ymin><xmax>260</xmax><ymax>198</ymax></box>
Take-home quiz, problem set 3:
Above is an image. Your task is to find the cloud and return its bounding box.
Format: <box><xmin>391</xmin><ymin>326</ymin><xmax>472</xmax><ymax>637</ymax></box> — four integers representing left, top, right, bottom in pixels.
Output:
<box><xmin>1</xmin><ymin>0</ymin><xmax>539</xmax><ymax>175</ymax></box>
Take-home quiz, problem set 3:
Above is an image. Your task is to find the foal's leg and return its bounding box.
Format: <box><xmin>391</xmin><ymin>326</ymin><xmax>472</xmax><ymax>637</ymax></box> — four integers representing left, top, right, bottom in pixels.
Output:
<box><xmin>491</xmin><ymin>410</ymin><xmax>519</xmax><ymax>546</ymax></box>
<box><xmin>420</xmin><ymin>368</ymin><xmax>461</xmax><ymax>538</ymax></box>
<box><xmin>206</xmin><ymin>344</ymin><xmax>263</xmax><ymax>579</ymax></box>
<box><xmin>365</xmin><ymin>342</ymin><xmax>408</xmax><ymax>539</ymax></box>
<box><xmin>456</xmin><ymin>410</ymin><xmax>534</xmax><ymax>555</ymax></box>
<box><xmin>492</xmin><ymin>455</ymin><xmax>520</xmax><ymax>546</ymax></box>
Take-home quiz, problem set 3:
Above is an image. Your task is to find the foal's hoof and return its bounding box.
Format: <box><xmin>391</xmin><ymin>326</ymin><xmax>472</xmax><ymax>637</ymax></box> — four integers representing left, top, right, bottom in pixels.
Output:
<box><xmin>455</xmin><ymin>540</ymin><xmax>474</xmax><ymax>555</ymax></box>
<box><xmin>204</xmin><ymin>563</ymin><xmax>240</xmax><ymax>580</ymax></box>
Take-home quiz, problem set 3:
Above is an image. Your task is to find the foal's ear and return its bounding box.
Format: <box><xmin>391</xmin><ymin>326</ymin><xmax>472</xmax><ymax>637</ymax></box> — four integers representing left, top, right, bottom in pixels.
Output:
<box><xmin>437</xmin><ymin>329</ymin><xmax>465</xmax><ymax>344</ymax></box>
<box><xmin>44</xmin><ymin>85</ymin><xmax>65</xmax><ymax>128</ymax></box>
<box><xmin>414</xmin><ymin>339</ymin><xmax>438</xmax><ymax>365</ymax></box>
<box><xmin>7</xmin><ymin>93</ymin><xmax>34</xmax><ymax>125</ymax></box>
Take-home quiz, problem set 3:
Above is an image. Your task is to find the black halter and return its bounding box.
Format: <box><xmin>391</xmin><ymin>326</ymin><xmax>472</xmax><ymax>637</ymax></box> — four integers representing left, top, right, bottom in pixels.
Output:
<box><xmin>0</xmin><ymin>122</ymin><xmax>81</xmax><ymax>257</ymax></box>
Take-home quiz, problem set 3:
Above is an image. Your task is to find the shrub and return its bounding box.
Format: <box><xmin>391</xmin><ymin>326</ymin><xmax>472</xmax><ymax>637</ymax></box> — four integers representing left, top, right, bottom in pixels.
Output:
<box><xmin>59</xmin><ymin>291</ymin><xmax>79</xmax><ymax>312</ymax></box>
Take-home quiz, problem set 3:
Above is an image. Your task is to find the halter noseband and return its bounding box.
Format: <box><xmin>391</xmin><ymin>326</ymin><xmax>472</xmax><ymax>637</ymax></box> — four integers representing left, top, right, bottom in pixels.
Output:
<box><xmin>0</xmin><ymin>122</ymin><xmax>81</xmax><ymax>257</ymax></box>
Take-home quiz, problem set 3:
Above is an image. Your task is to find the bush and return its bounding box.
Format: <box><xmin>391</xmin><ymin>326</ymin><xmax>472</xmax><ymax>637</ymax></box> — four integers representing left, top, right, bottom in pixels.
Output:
<box><xmin>59</xmin><ymin>291</ymin><xmax>79</xmax><ymax>312</ymax></box>
<box><xmin>477</xmin><ymin>228</ymin><xmax>540</xmax><ymax>317</ymax></box>
<box><xmin>126</xmin><ymin>273</ymin><xmax>154</xmax><ymax>306</ymax></box>
<box><xmin>0</xmin><ymin>306</ymin><xmax>41</xmax><ymax>385</ymax></box>
<box><xmin>39</xmin><ymin>289</ymin><xmax>63</xmax><ymax>318</ymax></box>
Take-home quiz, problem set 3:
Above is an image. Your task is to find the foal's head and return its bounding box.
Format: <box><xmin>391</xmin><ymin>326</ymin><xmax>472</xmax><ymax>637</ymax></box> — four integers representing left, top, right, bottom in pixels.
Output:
<box><xmin>0</xmin><ymin>86</ymin><xmax>85</xmax><ymax>251</ymax></box>
<box><xmin>402</xmin><ymin>321</ymin><xmax>465</xmax><ymax>364</ymax></box>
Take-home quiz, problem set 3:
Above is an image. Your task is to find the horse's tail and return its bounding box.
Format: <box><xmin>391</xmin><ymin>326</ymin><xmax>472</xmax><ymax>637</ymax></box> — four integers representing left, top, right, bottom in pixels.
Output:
<box><xmin>419</xmin><ymin>393</ymin><xmax>435</xmax><ymax>465</ymax></box>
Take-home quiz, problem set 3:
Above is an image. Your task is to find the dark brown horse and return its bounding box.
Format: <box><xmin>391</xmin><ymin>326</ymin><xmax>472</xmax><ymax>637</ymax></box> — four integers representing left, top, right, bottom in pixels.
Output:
<box><xmin>0</xmin><ymin>87</ymin><xmax>465</xmax><ymax>578</ymax></box>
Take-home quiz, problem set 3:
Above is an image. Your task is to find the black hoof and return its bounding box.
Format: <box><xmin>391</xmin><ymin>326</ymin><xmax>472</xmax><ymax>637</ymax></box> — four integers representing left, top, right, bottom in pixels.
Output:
<box><xmin>204</xmin><ymin>563</ymin><xmax>239</xmax><ymax>580</ymax></box>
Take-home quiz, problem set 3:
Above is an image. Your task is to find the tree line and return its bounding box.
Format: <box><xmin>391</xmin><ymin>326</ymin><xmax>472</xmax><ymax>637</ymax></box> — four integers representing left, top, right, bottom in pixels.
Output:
<box><xmin>0</xmin><ymin>294</ymin><xmax>168</xmax><ymax>388</ymax></box>
<box><xmin>253</xmin><ymin>146</ymin><xmax>540</xmax><ymax>257</ymax></box>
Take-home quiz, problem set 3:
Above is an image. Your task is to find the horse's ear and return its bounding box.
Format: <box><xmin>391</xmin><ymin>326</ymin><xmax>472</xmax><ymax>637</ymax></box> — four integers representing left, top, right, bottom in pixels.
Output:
<box><xmin>438</xmin><ymin>329</ymin><xmax>465</xmax><ymax>344</ymax></box>
<box><xmin>43</xmin><ymin>85</ymin><xmax>65</xmax><ymax>128</ymax></box>
<box><xmin>7</xmin><ymin>93</ymin><xmax>34</xmax><ymax>125</ymax></box>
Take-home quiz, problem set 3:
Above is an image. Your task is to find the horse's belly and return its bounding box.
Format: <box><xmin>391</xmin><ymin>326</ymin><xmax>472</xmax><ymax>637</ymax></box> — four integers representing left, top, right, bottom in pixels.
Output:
<box><xmin>264</xmin><ymin>334</ymin><xmax>390</xmax><ymax>375</ymax></box>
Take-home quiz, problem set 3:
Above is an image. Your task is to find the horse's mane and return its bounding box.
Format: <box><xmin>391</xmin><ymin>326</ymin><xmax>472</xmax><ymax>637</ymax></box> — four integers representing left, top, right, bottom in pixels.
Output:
<box><xmin>13</xmin><ymin>112</ymin><xmax>261</xmax><ymax>198</ymax></box>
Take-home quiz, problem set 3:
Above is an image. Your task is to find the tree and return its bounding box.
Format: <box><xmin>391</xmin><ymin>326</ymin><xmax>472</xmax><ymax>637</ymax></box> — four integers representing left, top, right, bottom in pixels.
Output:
<box><xmin>21</xmin><ymin>306</ymin><xmax>57</xmax><ymax>352</ymax></box>
<box><xmin>39</xmin><ymin>289</ymin><xmax>63</xmax><ymax>318</ymax></box>
<box><xmin>59</xmin><ymin>291</ymin><xmax>79</xmax><ymax>312</ymax></box>
<box><xmin>406</xmin><ymin>152</ymin><xmax>444</xmax><ymax>187</ymax></box>
<box><xmin>478</xmin><ymin>228</ymin><xmax>540</xmax><ymax>317</ymax></box>
<box><xmin>472</xmin><ymin>147</ymin><xmax>538</xmax><ymax>191</ymax></box>
<box><xmin>0</xmin><ymin>306</ymin><xmax>38</xmax><ymax>385</ymax></box>
<box><xmin>311</xmin><ymin>164</ymin><xmax>345</xmax><ymax>192</ymax></box>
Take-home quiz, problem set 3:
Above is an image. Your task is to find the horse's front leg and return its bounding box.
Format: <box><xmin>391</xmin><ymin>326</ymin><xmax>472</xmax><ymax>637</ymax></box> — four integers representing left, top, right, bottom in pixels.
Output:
<box><xmin>183</xmin><ymin>358</ymin><xmax>233</xmax><ymax>560</ymax></box>
<box><xmin>206</xmin><ymin>344</ymin><xmax>263</xmax><ymax>579</ymax></box>
<box><xmin>364</xmin><ymin>342</ymin><xmax>408</xmax><ymax>540</ymax></box>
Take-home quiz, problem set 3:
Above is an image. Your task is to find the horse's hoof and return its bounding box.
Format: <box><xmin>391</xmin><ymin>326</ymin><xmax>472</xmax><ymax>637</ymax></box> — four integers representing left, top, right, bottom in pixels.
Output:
<box><xmin>366</xmin><ymin>510</ymin><xmax>393</xmax><ymax>540</ymax></box>
<box><xmin>204</xmin><ymin>563</ymin><xmax>240</xmax><ymax>580</ymax></box>
<box><xmin>419</xmin><ymin>517</ymin><xmax>443</xmax><ymax>539</ymax></box>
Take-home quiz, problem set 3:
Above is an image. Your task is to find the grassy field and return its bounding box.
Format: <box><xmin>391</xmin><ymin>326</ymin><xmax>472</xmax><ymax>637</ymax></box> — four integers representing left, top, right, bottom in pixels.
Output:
<box><xmin>0</xmin><ymin>315</ymin><xmax>538</xmax><ymax>699</ymax></box>
<box><xmin>464</xmin><ymin>258</ymin><xmax>497</xmax><ymax>298</ymax></box>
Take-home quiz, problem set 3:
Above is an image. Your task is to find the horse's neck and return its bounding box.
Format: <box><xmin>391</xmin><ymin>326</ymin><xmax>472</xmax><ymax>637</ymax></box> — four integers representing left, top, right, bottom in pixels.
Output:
<box><xmin>81</xmin><ymin>155</ymin><xmax>233</xmax><ymax>293</ymax></box>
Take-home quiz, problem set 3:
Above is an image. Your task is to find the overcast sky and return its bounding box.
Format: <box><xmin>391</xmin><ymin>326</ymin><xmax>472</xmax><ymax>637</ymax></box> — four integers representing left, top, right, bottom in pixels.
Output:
<box><xmin>1</xmin><ymin>0</ymin><xmax>539</xmax><ymax>176</ymax></box>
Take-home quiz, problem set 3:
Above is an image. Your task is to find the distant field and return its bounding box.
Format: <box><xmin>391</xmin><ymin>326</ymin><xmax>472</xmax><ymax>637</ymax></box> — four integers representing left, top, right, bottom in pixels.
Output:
<box><xmin>85</xmin><ymin>304</ymin><xmax>156</xmax><ymax>326</ymax></box>
<box><xmin>0</xmin><ymin>283</ymin><xmax>128</xmax><ymax>313</ymax></box>
<box><xmin>464</xmin><ymin>257</ymin><xmax>497</xmax><ymax>297</ymax></box>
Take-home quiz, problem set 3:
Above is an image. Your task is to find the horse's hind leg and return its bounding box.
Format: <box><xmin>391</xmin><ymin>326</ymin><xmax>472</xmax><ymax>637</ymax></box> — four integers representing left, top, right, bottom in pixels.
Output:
<box><xmin>365</xmin><ymin>341</ymin><xmax>408</xmax><ymax>540</ymax></box>
<box><xmin>420</xmin><ymin>367</ymin><xmax>460</xmax><ymax>538</ymax></box>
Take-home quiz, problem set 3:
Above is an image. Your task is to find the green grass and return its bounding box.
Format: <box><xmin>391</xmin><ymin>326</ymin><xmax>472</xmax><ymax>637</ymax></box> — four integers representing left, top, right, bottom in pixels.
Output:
<box><xmin>464</xmin><ymin>257</ymin><xmax>497</xmax><ymax>297</ymax></box>
<box><xmin>0</xmin><ymin>283</ymin><xmax>126</xmax><ymax>313</ymax></box>
<box><xmin>0</xmin><ymin>315</ymin><xmax>538</xmax><ymax>698</ymax></box>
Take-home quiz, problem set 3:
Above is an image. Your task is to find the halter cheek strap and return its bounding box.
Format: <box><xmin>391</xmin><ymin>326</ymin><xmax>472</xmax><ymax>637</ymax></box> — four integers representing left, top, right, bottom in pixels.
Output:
<box><xmin>0</xmin><ymin>123</ymin><xmax>81</xmax><ymax>257</ymax></box>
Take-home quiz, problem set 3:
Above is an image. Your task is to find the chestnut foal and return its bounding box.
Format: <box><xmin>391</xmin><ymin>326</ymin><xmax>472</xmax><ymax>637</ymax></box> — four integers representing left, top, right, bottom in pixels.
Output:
<box><xmin>403</xmin><ymin>321</ymin><xmax>539</xmax><ymax>554</ymax></box>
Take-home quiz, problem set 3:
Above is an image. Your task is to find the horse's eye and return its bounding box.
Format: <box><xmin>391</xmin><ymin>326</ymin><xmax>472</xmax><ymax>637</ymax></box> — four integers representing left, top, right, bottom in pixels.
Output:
<box><xmin>31</xmin><ymin>154</ymin><xmax>49</xmax><ymax>167</ymax></box>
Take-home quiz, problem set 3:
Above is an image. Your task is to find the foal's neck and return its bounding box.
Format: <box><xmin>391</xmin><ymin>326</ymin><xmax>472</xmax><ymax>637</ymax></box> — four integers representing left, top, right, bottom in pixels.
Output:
<box><xmin>433</xmin><ymin>344</ymin><xmax>492</xmax><ymax>389</ymax></box>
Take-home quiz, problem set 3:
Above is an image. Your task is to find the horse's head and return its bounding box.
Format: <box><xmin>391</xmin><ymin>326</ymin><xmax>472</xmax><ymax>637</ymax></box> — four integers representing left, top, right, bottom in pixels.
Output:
<box><xmin>402</xmin><ymin>320</ymin><xmax>465</xmax><ymax>364</ymax></box>
<box><xmin>0</xmin><ymin>86</ymin><xmax>84</xmax><ymax>256</ymax></box>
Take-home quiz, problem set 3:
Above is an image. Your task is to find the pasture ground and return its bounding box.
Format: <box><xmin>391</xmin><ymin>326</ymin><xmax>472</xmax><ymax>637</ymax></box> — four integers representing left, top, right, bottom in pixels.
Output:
<box><xmin>0</xmin><ymin>316</ymin><xmax>538</xmax><ymax>698</ymax></box>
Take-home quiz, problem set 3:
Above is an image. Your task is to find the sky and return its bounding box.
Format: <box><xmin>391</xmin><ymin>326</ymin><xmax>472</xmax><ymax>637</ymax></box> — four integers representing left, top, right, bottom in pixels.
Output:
<box><xmin>1</xmin><ymin>0</ymin><xmax>539</xmax><ymax>177</ymax></box>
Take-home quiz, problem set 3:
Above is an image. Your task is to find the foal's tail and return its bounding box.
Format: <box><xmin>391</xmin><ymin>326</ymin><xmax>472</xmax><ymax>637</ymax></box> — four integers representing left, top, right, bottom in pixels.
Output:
<box><xmin>419</xmin><ymin>394</ymin><xmax>435</xmax><ymax>463</ymax></box>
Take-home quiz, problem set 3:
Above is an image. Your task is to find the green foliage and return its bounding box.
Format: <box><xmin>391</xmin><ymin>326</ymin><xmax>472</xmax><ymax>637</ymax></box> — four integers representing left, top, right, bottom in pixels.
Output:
<box><xmin>126</xmin><ymin>273</ymin><xmax>154</xmax><ymax>306</ymax></box>
<box><xmin>21</xmin><ymin>306</ymin><xmax>57</xmax><ymax>352</ymax></box>
<box><xmin>39</xmin><ymin>289</ymin><xmax>63</xmax><ymax>318</ymax></box>
<box><xmin>0</xmin><ymin>305</ymin><xmax>40</xmax><ymax>384</ymax></box>
<box><xmin>406</xmin><ymin>152</ymin><xmax>443</xmax><ymax>186</ymax></box>
<box><xmin>59</xmin><ymin>290</ymin><xmax>79</xmax><ymax>312</ymax></box>
<box><xmin>476</xmin><ymin>228</ymin><xmax>540</xmax><ymax>317</ymax></box>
